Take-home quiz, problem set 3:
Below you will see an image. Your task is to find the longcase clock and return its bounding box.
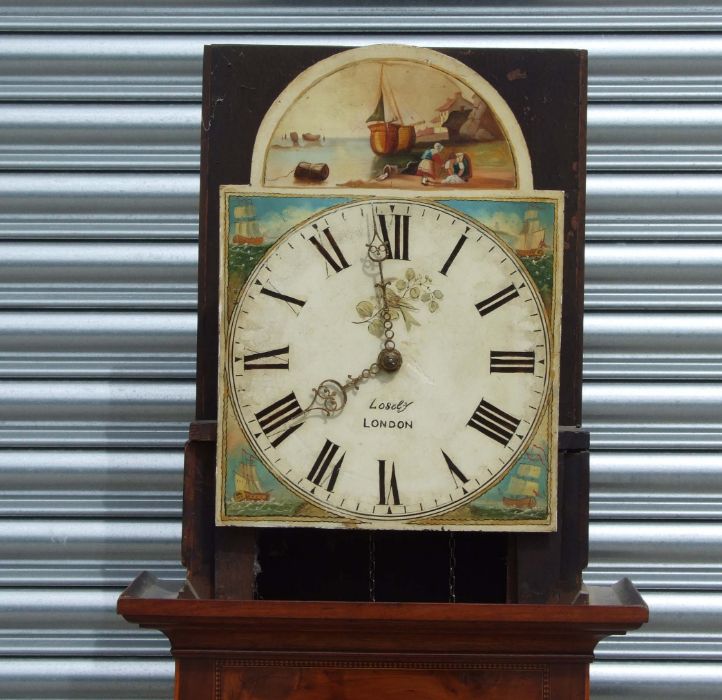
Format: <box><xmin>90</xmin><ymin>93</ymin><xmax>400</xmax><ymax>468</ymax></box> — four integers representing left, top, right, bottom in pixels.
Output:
<box><xmin>118</xmin><ymin>43</ymin><xmax>647</xmax><ymax>700</ymax></box>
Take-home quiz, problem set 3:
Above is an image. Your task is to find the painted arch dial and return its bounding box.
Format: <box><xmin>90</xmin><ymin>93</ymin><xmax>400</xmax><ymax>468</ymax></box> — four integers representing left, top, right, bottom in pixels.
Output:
<box><xmin>228</xmin><ymin>198</ymin><xmax>551</xmax><ymax>524</ymax></box>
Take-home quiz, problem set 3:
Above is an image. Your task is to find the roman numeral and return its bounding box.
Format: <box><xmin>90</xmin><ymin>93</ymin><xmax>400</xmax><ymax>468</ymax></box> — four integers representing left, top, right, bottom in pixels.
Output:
<box><xmin>476</xmin><ymin>284</ymin><xmax>519</xmax><ymax>317</ymax></box>
<box><xmin>255</xmin><ymin>392</ymin><xmax>304</xmax><ymax>447</ymax></box>
<box><xmin>467</xmin><ymin>399</ymin><xmax>520</xmax><ymax>446</ymax></box>
<box><xmin>439</xmin><ymin>234</ymin><xmax>468</xmax><ymax>275</ymax></box>
<box><xmin>442</xmin><ymin>450</ymin><xmax>469</xmax><ymax>490</ymax></box>
<box><xmin>378</xmin><ymin>460</ymin><xmax>401</xmax><ymax>506</ymax></box>
<box><xmin>490</xmin><ymin>351</ymin><xmax>535</xmax><ymax>373</ymax></box>
<box><xmin>376</xmin><ymin>212</ymin><xmax>410</xmax><ymax>260</ymax></box>
<box><xmin>257</xmin><ymin>283</ymin><xmax>306</xmax><ymax>312</ymax></box>
<box><xmin>242</xmin><ymin>346</ymin><xmax>289</xmax><ymax>370</ymax></box>
<box><xmin>307</xmin><ymin>439</ymin><xmax>345</xmax><ymax>492</ymax></box>
<box><xmin>309</xmin><ymin>226</ymin><xmax>351</xmax><ymax>273</ymax></box>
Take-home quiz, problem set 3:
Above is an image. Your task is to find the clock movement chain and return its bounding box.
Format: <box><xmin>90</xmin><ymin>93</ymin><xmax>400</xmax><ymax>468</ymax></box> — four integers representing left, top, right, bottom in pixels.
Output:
<box><xmin>368</xmin><ymin>208</ymin><xmax>403</xmax><ymax>373</ymax></box>
<box><xmin>448</xmin><ymin>531</ymin><xmax>457</xmax><ymax>603</ymax></box>
<box><xmin>368</xmin><ymin>532</ymin><xmax>376</xmax><ymax>602</ymax></box>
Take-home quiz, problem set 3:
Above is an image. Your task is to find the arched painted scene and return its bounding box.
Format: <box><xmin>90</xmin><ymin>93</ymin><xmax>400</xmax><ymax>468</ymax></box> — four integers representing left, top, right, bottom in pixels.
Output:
<box><xmin>259</xmin><ymin>53</ymin><xmax>522</xmax><ymax>190</ymax></box>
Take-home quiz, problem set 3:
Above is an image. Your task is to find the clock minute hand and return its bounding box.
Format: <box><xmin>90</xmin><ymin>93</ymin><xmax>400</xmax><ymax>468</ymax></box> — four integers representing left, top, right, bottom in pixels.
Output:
<box><xmin>367</xmin><ymin>212</ymin><xmax>403</xmax><ymax>373</ymax></box>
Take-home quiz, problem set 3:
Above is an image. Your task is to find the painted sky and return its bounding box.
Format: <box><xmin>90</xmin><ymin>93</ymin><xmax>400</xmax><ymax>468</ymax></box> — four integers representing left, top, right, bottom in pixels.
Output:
<box><xmin>229</xmin><ymin>195</ymin><xmax>352</xmax><ymax>243</ymax></box>
<box><xmin>229</xmin><ymin>195</ymin><xmax>556</xmax><ymax>248</ymax></box>
<box><xmin>272</xmin><ymin>60</ymin><xmax>478</xmax><ymax>140</ymax></box>
<box><xmin>438</xmin><ymin>199</ymin><xmax>557</xmax><ymax>247</ymax></box>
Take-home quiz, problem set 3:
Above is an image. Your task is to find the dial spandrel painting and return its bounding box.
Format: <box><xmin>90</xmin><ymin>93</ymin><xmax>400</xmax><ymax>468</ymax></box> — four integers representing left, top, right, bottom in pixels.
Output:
<box><xmin>216</xmin><ymin>44</ymin><xmax>565</xmax><ymax>531</ymax></box>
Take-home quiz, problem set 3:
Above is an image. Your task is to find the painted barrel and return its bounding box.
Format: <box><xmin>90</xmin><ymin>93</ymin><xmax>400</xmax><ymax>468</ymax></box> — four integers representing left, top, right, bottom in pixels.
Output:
<box><xmin>294</xmin><ymin>161</ymin><xmax>330</xmax><ymax>181</ymax></box>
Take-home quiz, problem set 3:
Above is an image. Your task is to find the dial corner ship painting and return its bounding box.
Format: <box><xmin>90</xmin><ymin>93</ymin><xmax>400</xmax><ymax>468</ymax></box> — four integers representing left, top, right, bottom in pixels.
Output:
<box><xmin>215</xmin><ymin>45</ymin><xmax>564</xmax><ymax>532</ymax></box>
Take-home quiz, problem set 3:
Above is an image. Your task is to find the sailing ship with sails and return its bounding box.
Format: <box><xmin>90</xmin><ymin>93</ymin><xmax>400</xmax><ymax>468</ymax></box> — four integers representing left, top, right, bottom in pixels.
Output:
<box><xmin>516</xmin><ymin>208</ymin><xmax>548</xmax><ymax>258</ymax></box>
<box><xmin>233</xmin><ymin>450</ymin><xmax>270</xmax><ymax>502</ymax></box>
<box><xmin>366</xmin><ymin>64</ymin><xmax>417</xmax><ymax>155</ymax></box>
<box><xmin>231</xmin><ymin>203</ymin><xmax>264</xmax><ymax>246</ymax></box>
<box><xmin>503</xmin><ymin>463</ymin><xmax>542</xmax><ymax>509</ymax></box>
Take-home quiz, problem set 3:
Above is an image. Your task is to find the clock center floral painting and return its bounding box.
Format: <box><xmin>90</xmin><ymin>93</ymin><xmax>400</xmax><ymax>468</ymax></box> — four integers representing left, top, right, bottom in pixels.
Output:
<box><xmin>216</xmin><ymin>45</ymin><xmax>563</xmax><ymax>531</ymax></box>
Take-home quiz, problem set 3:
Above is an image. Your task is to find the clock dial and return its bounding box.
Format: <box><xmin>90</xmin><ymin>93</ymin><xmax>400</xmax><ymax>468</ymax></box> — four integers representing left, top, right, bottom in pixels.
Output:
<box><xmin>227</xmin><ymin>199</ymin><xmax>551</xmax><ymax>523</ymax></box>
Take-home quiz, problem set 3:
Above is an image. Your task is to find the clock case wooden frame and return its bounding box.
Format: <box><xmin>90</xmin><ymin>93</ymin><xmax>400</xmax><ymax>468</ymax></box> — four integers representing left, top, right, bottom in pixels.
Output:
<box><xmin>118</xmin><ymin>44</ymin><xmax>647</xmax><ymax>700</ymax></box>
<box><xmin>189</xmin><ymin>44</ymin><xmax>589</xmax><ymax>604</ymax></box>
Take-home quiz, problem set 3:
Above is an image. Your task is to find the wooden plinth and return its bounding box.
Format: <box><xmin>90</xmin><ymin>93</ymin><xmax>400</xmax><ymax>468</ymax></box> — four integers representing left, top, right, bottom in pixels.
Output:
<box><xmin>118</xmin><ymin>573</ymin><xmax>647</xmax><ymax>700</ymax></box>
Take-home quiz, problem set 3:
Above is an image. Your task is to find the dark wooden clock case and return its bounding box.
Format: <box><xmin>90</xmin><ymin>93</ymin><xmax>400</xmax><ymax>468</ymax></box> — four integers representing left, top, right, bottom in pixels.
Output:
<box><xmin>118</xmin><ymin>45</ymin><xmax>647</xmax><ymax>699</ymax></box>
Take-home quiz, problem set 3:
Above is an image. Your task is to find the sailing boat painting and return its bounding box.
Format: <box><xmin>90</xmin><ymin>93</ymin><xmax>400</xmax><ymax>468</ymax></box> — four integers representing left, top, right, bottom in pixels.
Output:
<box><xmin>503</xmin><ymin>445</ymin><xmax>549</xmax><ymax>512</ymax></box>
<box><xmin>230</xmin><ymin>202</ymin><xmax>264</xmax><ymax>246</ymax></box>
<box><xmin>263</xmin><ymin>57</ymin><xmax>516</xmax><ymax>189</ymax></box>
<box><xmin>366</xmin><ymin>64</ymin><xmax>417</xmax><ymax>155</ymax></box>
<box><xmin>516</xmin><ymin>208</ymin><xmax>548</xmax><ymax>258</ymax></box>
<box><xmin>233</xmin><ymin>450</ymin><xmax>270</xmax><ymax>502</ymax></box>
<box><xmin>224</xmin><ymin>440</ymin><xmax>307</xmax><ymax>518</ymax></box>
<box><xmin>503</xmin><ymin>463</ymin><xmax>542</xmax><ymax>509</ymax></box>
<box><xmin>458</xmin><ymin>442</ymin><xmax>549</xmax><ymax>523</ymax></box>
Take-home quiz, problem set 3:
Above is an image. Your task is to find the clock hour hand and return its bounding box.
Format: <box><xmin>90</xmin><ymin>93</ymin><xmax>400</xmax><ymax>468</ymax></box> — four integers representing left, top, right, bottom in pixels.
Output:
<box><xmin>367</xmin><ymin>210</ymin><xmax>403</xmax><ymax>373</ymax></box>
<box><xmin>302</xmin><ymin>361</ymin><xmax>380</xmax><ymax>419</ymax></box>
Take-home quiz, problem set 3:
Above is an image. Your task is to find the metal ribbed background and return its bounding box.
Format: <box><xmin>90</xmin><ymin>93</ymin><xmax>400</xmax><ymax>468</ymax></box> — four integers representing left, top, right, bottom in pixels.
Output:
<box><xmin>1</xmin><ymin>3</ymin><xmax>720</xmax><ymax>698</ymax></box>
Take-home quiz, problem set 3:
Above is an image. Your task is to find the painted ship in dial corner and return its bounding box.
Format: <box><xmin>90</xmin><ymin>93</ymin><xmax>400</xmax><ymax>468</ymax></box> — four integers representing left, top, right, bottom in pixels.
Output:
<box><xmin>233</xmin><ymin>451</ymin><xmax>270</xmax><ymax>502</ymax></box>
<box><xmin>231</xmin><ymin>203</ymin><xmax>264</xmax><ymax>246</ymax></box>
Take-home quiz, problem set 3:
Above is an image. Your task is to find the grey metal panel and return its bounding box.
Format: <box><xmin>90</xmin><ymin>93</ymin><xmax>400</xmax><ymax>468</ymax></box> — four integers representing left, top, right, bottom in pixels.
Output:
<box><xmin>0</xmin><ymin>173</ymin><xmax>198</xmax><ymax>240</ymax></box>
<box><xmin>0</xmin><ymin>380</ymin><xmax>194</xmax><ymax>446</ymax></box>
<box><xmin>0</xmin><ymin>311</ymin><xmax>196</xmax><ymax>379</ymax></box>
<box><xmin>588</xmin><ymin>104</ymin><xmax>722</xmax><ymax>172</ymax></box>
<box><xmin>584</xmin><ymin>313</ymin><xmax>722</xmax><ymax>380</ymax></box>
<box><xmin>0</xmin><ymin>658</ymin><xmax>174</xmax><ymax>699</ymax></box>
<box><xmin>0</xmin><ymin>519</ymin><xmax>183</xmax><ymax>586</ymax></box>
<box><xmin>0</xmin><ymin>588</ymin><xmax>168</xmax><ymax>656</ymax></box>
<box><xmin>586</xmin><ymin>175</ymin><xmax>722</xmax><ymax>241</ymax></box>
<box><xmin>597</xmin><ymin>591</ymin><xmax>722</xmax><ymax>660</ymax></box>
<box><xmin>586</xmin><ymin>522</ymin><xmax>722</xmax><ymax>589</ymax></box>
<box><xmin>591</xmin><ymin>662</ymin><xmax>722</xmax><ymax>699</ymax></box>
<box><xmin>585</xmin><ymin>244</ymin><xmax>722</xmax><ymax>309</ymax></box>
<box><xmin>0</xmin><ymin>449</ymin><xmax>183</xmax><ymax>517</ymax></box>
<box><xmin>590</xmin><ymin>452</ymin><xmax>722</xmax><ymax>520</ymax></box>
<box><xmin>0</xmin><ymin>241</ymin><xmax>197</xmax><ymax>308</ymax></box>
<box><xmin>584</xmin><ymin>382</ymin><xmax>722</xmax><ymax>450</ymax></box>
<box><xmin>3</xmin><ymin>34</ymin><xmax>722</xmax><ymax>102</ymax></box>
<box><xmin>0</xmin><ymin>104</ymin><xmax>201</xmax><ymax>171</ymax></box>
<box><xmin>2</xmin><ymin>2</ymin><xmax>722</xmax><ymax>33</ymax></box>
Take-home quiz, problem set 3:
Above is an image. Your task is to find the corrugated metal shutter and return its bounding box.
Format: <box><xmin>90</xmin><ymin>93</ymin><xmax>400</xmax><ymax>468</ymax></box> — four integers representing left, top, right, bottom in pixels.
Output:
<box><xmin>1</xmin><ymin>3</ymin><xmax>720</xmax><ymax>698</ymax></box>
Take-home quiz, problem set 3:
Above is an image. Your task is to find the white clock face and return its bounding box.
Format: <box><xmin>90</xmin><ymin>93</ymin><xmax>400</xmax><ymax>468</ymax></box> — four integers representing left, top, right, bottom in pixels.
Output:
<box><xmin>227</xmin><ymin>198</ymin><xmax>551</xmax><ymax>523</ymax></box>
